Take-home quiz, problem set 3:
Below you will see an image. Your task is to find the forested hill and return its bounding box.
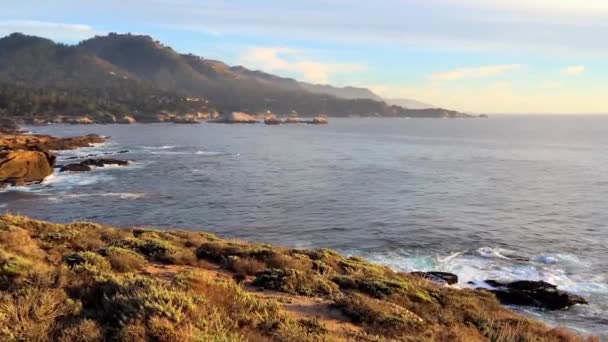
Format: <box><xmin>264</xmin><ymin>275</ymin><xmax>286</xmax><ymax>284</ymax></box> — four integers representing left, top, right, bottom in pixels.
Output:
<box><xmin>0</xmin><ymin>32</ymin><xmax>474</xmax><ymax>121</ymax></box>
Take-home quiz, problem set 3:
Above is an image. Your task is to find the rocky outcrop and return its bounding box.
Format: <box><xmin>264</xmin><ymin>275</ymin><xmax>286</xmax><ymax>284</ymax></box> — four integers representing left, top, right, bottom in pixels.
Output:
<box><xmin>170</xmin><ymin>116</ymin><xmax>199</xmax><ymax>124</ymax></box>
<box><xmin>66</xmin><ymin>116</ymin><xmax>94</xmax><ymax>125</ymax></box>
<box><xmin>283</xmin><ymin>115</ymin><xmax>303</xmax><ymax>124</ymax></box>
<box><xmin>0</xmin><ymin>150</ymin><xmax>55</xmax><ymax>186</ymax></box>
<box><xmin>0</xmin><ymin>133</ymin><xmax>104</xmax><ymax>151</ymax></box>
<box><xmin>210</xmin><ymin>112</ymin><xmax>258</xmax><ymax>124</ymax></box>
<box><xmin>410</xmin><ymin>272</ymin><xmax>458</xmax><ymax>285</ymax></box>
<box><xmin>90</xmin><ymin>111</ymin><xmax>117</xmax><ymax>124</ymax></box>
<box><xmin>58</xmin><ymin>158</ymin><xmax>129</xmax><ymax>172</ymax></box>
<box><xmin>118</xmin><ymin>115</ymin><xmax>137</xmax><ymax>124</ymax></box>
<box><xmin>481</xmin><ymin>280</ymin><xmax>588</xmax><ymax>310</ymax></box>
<box><xmin>311</xmin><ymin>116</ymin><xmax>329</xmax><ymax>125</ymax></box>
<box><xmin>264</xmin><ymin>114</ymin><xmax>281</xmax><ymax>125</ymax></box>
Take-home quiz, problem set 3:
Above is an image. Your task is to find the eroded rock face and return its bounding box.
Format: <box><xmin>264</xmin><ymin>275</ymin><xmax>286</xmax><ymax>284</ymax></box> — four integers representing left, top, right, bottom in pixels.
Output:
<box><xmin>410</xmin><ymin>272</ymin><xmax>459</xmax><ymax>285</ymax></box>
<box><xmin>0</xmin><ymin>151</ymin><xmax>55</xmax><ymax>185</ymax></box>
<box><xmin>482</xmin><ymin>280</ymin><xmax>588</xmax><ymax>310</ymax></box>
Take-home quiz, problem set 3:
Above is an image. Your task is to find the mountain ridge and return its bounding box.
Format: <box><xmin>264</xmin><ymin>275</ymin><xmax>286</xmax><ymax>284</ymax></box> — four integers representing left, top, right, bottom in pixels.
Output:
<box><xmin>0</xmin><ymin>32</ymin><xmax>477</xmax><ymax>121</ymax></box>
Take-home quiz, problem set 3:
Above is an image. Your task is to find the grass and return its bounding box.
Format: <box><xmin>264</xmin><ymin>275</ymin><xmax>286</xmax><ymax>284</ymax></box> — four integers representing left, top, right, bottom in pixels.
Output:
<box><xmin>0</xmin><ymin>214</ymin><xmax>598</xmax><ymax>342</ymax></box>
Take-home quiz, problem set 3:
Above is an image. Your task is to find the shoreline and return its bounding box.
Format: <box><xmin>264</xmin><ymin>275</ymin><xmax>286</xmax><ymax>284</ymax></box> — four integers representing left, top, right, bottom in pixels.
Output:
<box><xmin>0</xmin><ymin>214</ymin><xmax>597</xmax><ymax>341</ymax></box>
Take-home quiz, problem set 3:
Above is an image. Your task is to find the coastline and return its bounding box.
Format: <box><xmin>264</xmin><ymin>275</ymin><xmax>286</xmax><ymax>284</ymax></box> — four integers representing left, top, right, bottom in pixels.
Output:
<box><xmin>3</xmin><ymin>123</ymin><xmax>604</xmax><ymax>340</ymax></box>
<box><xmin>0</xmin><ymin>214</ymin><xmax>597</xmax><ymax>341</ymax></box>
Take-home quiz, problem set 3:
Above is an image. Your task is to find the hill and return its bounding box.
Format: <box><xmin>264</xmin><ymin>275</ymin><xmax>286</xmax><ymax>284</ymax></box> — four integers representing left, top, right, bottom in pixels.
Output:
<box><xmin>385</xmin><ymin>98</ymin><xmax>435</xmax><ymax>109</ymax></box>
<box><xmin>0</xmin><ymin>32</ymin><xmax>476</xmax><ymax>122</ymax></box>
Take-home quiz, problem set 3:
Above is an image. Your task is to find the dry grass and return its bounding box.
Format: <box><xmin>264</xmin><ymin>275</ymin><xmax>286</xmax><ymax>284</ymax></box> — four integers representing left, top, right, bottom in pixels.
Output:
<box><xmin>0</xmin><ymin>214</ymin><xmax>598</xmax><ymax>342</ymax></box>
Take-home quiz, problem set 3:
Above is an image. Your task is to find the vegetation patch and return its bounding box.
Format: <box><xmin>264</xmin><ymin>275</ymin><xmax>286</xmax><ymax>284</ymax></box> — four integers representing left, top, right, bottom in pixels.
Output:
<box><xmin>0</xmin><ymin>214</ymin><xmax>597</xmax><ymax>342</ymax></box>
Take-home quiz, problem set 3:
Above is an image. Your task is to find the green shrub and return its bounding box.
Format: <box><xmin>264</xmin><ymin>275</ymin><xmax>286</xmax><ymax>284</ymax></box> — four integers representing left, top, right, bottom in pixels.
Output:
<box><xmin>252</xmin><ymin>268</ymin><xmax>338</xmax><ymax>296</ymax></box>
<box><xmin>63</xmin><ymin>251</ymin><xmax>111</xmax><ymax>273</ymax></box>
<box><xmin>101</xmin><ymin>247</ymin><xmax>147</xmax><ymax>273</ymax></box>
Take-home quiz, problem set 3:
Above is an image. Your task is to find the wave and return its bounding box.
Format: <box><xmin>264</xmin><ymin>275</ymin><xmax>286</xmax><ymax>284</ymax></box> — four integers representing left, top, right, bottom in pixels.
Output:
<box><xmin>142</xmin><ymin>145</ymin><xmax>176</xmax><ymax>150</ymax></box>
<box><xmin>46</xmin><ymin>192</ymin><xmax>145</xmax><ymax>201</ymax></box>
<box><xmin>361</xmin><ymin>248</ymin><xmax>607</xmax><ymax>297</ymax></box>
<box><xmin>150</xmin><ymin>150</ymin><xmax>226</xmax><ymax>156</ymax></box>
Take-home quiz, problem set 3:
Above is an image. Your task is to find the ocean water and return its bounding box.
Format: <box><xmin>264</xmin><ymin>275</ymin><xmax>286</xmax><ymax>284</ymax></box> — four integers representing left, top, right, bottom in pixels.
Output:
<box><xmin>3</xmin><ymin>116</ymin><xmax>607</xmax><ymax>336</ymax></box>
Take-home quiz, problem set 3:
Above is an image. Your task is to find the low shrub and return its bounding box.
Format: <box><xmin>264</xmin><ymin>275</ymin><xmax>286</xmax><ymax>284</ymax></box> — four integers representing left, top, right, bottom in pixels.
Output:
<box><xmin>101</xmin><ymin>247</ymin><xmax>147</xmax><ymax>273</ymax></box>
<box><xmin>252</xmin><ymin>268</ymin><xmax>339</xmax><ymax>296</ymax></box>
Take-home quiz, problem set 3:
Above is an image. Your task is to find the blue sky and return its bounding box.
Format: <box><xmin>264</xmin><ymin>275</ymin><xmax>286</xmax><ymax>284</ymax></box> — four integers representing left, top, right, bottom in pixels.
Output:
<box><xmin>1</xmin><ymin>0</ymin><xmax>607</xmax><ymax>113</ymax></box>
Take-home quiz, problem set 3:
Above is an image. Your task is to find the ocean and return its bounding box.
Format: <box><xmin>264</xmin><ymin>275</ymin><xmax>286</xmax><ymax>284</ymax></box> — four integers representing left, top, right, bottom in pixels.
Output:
<box><xmin>2</xmin><ymin>116</ymin><xmax>607</xmax><ymax>336</ymax></box>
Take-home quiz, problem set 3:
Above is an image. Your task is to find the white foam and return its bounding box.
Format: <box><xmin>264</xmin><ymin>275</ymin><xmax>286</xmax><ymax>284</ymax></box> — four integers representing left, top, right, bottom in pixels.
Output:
<box><xmin>46</xmin><ymin>192</ymin><xmax>145</xmax><ymax>201</ymax></box>
<box><xmin>150</xmin><ymin>150</ymin><xmax>225</xmax><ymax>156</ymax></box>
<box><xmin>142</xmin><ymin>145</ymin><xmax>176</xmax><ymax>150</ymax></box>
<box><xmin>195</xmin><ymin>151</ymin><xmax>224</xmax><ymax>156</ymax></box>
<box><xmin>477</xmin><ymin>246</ymin><xmax>514</xmax><ymax>260</ymax></box>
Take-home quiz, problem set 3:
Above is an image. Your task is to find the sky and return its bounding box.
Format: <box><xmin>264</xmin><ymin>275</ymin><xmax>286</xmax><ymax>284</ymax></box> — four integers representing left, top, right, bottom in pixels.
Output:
<box><xmin>1</xmin><ymin>0</ymin><xmax>607</xmax><ymax>114</ymax></box>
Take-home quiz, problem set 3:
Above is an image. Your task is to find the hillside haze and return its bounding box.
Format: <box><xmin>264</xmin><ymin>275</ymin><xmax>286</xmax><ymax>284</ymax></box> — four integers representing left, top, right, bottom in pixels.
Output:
<box><xmin>0</xmin><ymin>32</ymin><xmax>472</xmax><ymax>121</ymax></box>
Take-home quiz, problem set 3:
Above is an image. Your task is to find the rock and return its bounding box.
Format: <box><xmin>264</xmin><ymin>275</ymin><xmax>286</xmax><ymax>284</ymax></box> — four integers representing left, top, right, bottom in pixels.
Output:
<box><xmin>90</xmin><ymin>111</ymin><xmax>117</xmax><ymax>124</ymax></box>
<box><xmin>0</xmin><ymin>150</ymin><xmax>55</xmax><ymax>186</ymax></box>
<box><xmin>59</xmin><ymin>164</ymin><xmax>92</xmax><ymax>172</ymax></box>
<box><xmin>410</xmin><ymin>272</ymin><xmax>459</xmax><ymax>285</ymax></box>
<box><xmin>481</xmin><ymin>280</ymin><xmax>588</xmax><ymax>310</ymax></box>
<box><xmin>264</xmin><ymin>114</ymin><xmax>281</xmax><ymax>125</ymax></box>
<box><xmin>283</xmin><ymin>115</ymin><xmax>303</xmax><ymax>124</ymax></box>
<box><xmin>311</xmin><ymin>115</ymin><xmax>328</xmax><ymax>125</ymax></box>
<box><xmin>0</xmin><ymin>118</ymin><xmax>19</xmax><ymax>132</ymax></box>
<box><xmin>58</xmin><ymin>158</ymin><xmax>129</xmax><ymax>172</ymax></box>
<box><xmin>170</xmin><ymin>116</ymin><xmax>199</xmax><ymax>124</ymax></box>
<box><xmin>66</xmin><ymin>116</ymin><xmax>94</xmax><ymax>125</ymax></box>
<box><xmin>210</xmin><ymin>112</ymin><xmax>258</xmax><ymax>124</ymax></box>
<box><xmin>118</xmin><ymin>116</ymin><xmax>137</xmax><ymax>124</ymax></box>
<box><xmin>81</xmin><ymin>158</ymin><xmax>129</xmax><ymax>167</ymax></box>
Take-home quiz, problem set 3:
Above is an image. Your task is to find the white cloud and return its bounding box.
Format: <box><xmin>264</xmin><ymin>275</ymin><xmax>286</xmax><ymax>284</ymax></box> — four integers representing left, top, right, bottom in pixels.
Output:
<box><xmin>239</xmin><ymin>47</ymin><xmax>364</xmax><ymax>84</ymax></box>
<box><xmin>430</xmin><ymin>64</ymin><xmax>522</xmax><ymax>82</ymax></box>
<box><xmin>0</xmin><ymin>20</ymin><xmax>97</xmax><ymax>42</ymax></box>
<box><xmin>561</xmin><ymin>65</ymin><xmax>585</xmax><ymax>76</ymax></box>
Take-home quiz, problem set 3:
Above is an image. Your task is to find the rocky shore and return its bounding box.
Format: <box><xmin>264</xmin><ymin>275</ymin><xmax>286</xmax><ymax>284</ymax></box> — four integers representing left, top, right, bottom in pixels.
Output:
<box><xmin>0</xmin><ymin>129</ymin><xmax>130</xmax><ymax>187</ymax></box>
<box><xmin>0</xmin><ymin>214</ymin><xmax>596</xmax><ymax>342</ymax></box>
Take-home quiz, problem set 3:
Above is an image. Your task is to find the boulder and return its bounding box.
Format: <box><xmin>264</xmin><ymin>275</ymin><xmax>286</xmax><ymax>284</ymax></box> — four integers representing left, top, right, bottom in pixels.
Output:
<box><xmin>59</xmin><ymin>164</ymin><xmax>92</xmax><ymax>172</ymax></box>
<box><xmin>410</xmin><ymin>272</ymin><xmax>458</xmax><ymax>285</ymax></box>
<box><xmin>0</xmin><ymin>150</ymin><xmax>55</xmax><ymax>186</ymax></box>
<box><xmin>58</xmin><ymin>158</ymin><xmax>129</xmax><ymax>172</ymax></box>
<box><xmin>481</xmin><ymin>280</ymin><xmax>588</xmax><ymax>310</ymax></box>
<box><xmin>81</xmin><ymin>158</ymin><xmax>129</xmax><ymax>167</ymax></box>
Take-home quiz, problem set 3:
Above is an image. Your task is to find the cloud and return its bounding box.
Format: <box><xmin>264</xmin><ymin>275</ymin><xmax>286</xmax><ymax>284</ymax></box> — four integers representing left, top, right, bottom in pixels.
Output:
<box><xmin>560</xmin><ymin>65</ymin><xmax>585</xmax><ymax>76</ymax></box>
<box><xmin>239</xmin><ymin>47</ymin><xmax>364</xmax><ymax>84</ymax></box>
<box><xmin>430</xmin><ymin>64</ymin><xmax>522</xmax><ymax>82</ymax></box>
<box><xmin>368</xmin><ymin>80</ymin><xmax>608</xmax><ymax>114</ymax></box>
<box><xmin>0</xmin><ymin>20</ymin><xmax>97</xmax><ymax>42</ymax></box>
